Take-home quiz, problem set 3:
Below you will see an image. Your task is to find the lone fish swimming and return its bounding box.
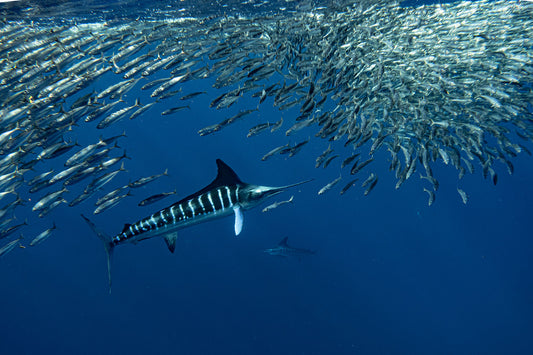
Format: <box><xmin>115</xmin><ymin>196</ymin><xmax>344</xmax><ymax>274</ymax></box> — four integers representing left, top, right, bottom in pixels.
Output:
<box><xmin>82</xmin><ymin>159</ymin><xmax>311</xmax><ymax>291</ymax></box>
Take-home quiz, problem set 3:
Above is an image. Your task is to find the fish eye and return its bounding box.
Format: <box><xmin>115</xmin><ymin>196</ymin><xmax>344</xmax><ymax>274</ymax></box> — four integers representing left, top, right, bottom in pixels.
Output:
<box><xmin>250</xmin><ymin>188</ymin><xmax>266</xmax><ymax>199</ymax></box>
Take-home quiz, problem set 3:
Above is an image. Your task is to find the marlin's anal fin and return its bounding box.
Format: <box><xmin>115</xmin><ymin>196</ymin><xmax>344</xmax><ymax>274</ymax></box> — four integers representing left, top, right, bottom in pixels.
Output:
<box><xmin>234</xmin><ymin>206</ymin><xmax>243</xmax><ymax>236</ymax></box>
<box><xmin>163</xmin><ymin>232</ymin><xmax>178</xmax><ymax>253</ymax></box>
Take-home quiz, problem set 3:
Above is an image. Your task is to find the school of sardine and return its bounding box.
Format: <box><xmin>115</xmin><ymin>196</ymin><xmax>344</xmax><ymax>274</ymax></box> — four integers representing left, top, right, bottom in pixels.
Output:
<box><xmin>0</xmin><ymin>0</ymin><xmax>532</xmax><ymax>254</ymax></box>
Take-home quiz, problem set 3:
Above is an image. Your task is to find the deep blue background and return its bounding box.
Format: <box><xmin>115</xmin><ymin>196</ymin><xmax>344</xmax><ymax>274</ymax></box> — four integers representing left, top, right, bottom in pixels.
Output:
<box><xmin>1</xmin><ymin>1</ymin><xmax>533</xmax><ymax>354</ymax></box>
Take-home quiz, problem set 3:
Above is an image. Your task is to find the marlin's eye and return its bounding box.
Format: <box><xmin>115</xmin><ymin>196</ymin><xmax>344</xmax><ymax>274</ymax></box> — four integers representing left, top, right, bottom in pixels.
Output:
<box><xmin>250</xmin><ymin>189</ymin><xmax>265</xmax><ymax>199</ymax></box>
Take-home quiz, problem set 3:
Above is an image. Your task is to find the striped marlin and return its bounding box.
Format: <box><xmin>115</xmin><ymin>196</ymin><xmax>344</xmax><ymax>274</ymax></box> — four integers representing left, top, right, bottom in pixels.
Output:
<box><xmin>81</xmin><ymin>159</ymin><xmax>311</xmax><ymax>291</ymax></box>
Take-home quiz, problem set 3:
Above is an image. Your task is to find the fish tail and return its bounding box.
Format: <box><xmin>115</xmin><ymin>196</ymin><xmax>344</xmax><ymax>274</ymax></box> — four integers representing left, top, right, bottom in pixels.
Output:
<box><xmin>80</xmin><ymin>214</ymin><xmax>115</xmax><ymax>293</ymax></box>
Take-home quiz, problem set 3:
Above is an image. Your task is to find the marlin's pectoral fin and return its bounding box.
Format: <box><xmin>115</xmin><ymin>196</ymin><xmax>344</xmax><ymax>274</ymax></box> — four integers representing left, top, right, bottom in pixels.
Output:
<box><xmin>163</xmin><ymin>232</ymin><xmax>178</xmax><ymax>253</ymax></box>
<box><xmin>234</xmin><ymin>206</ymin><xmax>243</xmax><ymax>236</ymax></box>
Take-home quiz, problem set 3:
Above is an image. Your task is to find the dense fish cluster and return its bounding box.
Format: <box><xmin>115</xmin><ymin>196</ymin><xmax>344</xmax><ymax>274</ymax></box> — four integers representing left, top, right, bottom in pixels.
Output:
<box><xmin>0</xmin><ymin>0</ymin><xmax>532</xmax><ymax>254</ymax></box>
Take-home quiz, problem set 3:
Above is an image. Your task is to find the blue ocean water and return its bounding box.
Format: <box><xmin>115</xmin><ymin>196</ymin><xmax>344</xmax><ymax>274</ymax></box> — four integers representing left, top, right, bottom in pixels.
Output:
<box><xmin>1</xmin><ymin>1</ymin><xmax>532</xmax><ymax>354</ymax></box>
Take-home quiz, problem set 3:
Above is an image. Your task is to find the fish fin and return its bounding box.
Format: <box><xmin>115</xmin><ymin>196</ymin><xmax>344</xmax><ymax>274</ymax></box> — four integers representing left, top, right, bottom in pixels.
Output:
<box><xmin>163</xmin><ymin>232</ymin><xmax>178</xmax><ymax>253</ymax></box>
<box><xmin>212</xmin><ymin>159</ymin><xmax>242</xmax><ymax>187</ymax></box>
<box><xmin>234</xmin><ymin>206</ymin><xmax>243</xmax><ymax>236</ymax></box>
<box><xmin>177</xmin><ymin>159</ymin><xmax>242</xmax><ymax>201</ymax></box>
<box><xmin>121</xmin><ymin>223</ymin><xmax>131</xmax><ymax>233</ymax></box>
<box><xmin>279</xmin><ymin>237</ymin><xmax>289</xmax><ymax>246</ymax></box>
<box><xmin>80</xmin><ymin>214</ymin><xmax>114</xmax><ymax>293</ymax></box>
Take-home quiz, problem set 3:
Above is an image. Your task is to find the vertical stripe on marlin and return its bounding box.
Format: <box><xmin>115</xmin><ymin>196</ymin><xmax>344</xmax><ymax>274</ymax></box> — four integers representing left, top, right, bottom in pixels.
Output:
<box><xmin>167</xmin><ymin>207</ymin><xmax>174</xmax><ymax>222</ymax></box>
<box><xmin>141</xmin><ymin>218</ymin><xmax>151</xmax><ymax>231</ymax></box>
<box><xmin>211</xmin><ymin>190</ymin><xmax>223</xmax><ymax>211</ymax></box>
<box><xmin>170</xmin><ymin>205</ymin><xmax>178</xmax><ymax>222</ymax></box>
<box><xmin>233</xmin><ymin>186</ymin><xmax>239</xmax><ymax>204</ymax></box>
<box><xmin>218</xmin><ymin>188</ymin><xmax>227</xmax><ymax>208</ymax></box>
<box><xmin>207</xmin><ymin>192</ymin><xmax>216</xmax><ymax>211</ymax></box>
<box><xmin>137</xmin><ymin>220</ymin><xmax>144</xmax><ymax>232</ymax></box>
<box><xmin>155</xmin><ymin>212</ymin><xmax>165</xmax><ymax>227</ymax></box>
<box><xmin>201</xmin><ymin>193</ymin><xmax>213</xmax><ymax>213</ymax></box>
<box><xmin>162</xmin><ymin>209</ymin><xmax>172</xmax><ymax>223</ymax></box>
<box><xmin>197</xmin><ymin>196</ymin><xmax>206</xmax><ymax>214</ymax></box>
<box><xmin>225</xmin><ymin>186</ymin><xmax>233</xmax><ymax>206</ymax></box>
<box><xmin>183</xmin><ymin>202</ymin><xmax>193</xmax><ymax>218</ymax></box>
<box><xmin>149</xmin><ymin>215</ymin><xmax>157</xmax><ymax>229</ymax></box>
<box><xmin>188</xmin><ymin>200</ymin><xmax>195</xmax><ymax>217</ymax></box>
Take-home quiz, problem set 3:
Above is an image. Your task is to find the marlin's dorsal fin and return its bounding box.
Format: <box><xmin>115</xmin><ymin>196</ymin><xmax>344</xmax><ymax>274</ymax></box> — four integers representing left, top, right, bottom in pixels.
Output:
<box><xmin>279</xmin><ymin>237</ymin><xmax>289</xmax><ymax>246</ymax></box>
<box><xmin>163</xmin><ymin>232</ymin><xmax>178</xmax><ymax>253</ymax></box>
<box><xmin>212</xmin><ymin>159</ymin><xmax>242</xmax><ymax>187</ymax></box>
<box><xmin>175</xmin><ymin>159</ymin><xmax>244</xmax><ymax>204</ymax></box>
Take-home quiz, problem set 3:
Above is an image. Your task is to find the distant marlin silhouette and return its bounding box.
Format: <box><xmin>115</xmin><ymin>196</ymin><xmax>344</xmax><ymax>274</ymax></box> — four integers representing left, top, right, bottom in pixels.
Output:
<box><xmin>82</xmin><ymin>159</ymin><xmax>311</xmax><ymax>291</ymax></box>
<box><xmin>264</xmin><ymin>237</ymin><xmax>316</xmax><ymax>258</ymax></box>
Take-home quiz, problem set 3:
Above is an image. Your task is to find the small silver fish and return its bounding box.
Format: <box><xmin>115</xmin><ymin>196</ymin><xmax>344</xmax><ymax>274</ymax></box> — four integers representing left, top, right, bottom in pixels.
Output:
<box><xmin>0</xmin><ymin>236</ymin><xmax>22</xmax><ymax>257</ymax></box>
<box><xmin>457</xmin><ymin>188</ymin><xmax>468</xmax><ymax>205</ymax></box>
<box><xmin>339</xmin><ymin>178</ymin><xmax>358</xmax><ymax>195</ymax></box>
<box><xmin>423</xmin><ymin>188</ymin><xmax>435</xmax><ymax>206</ymax></box>
<box><xmin>318</xmin><ymin>175</ymin><xmax>342</xmax><ymax>195</ymax></box>
<box><xmin>262</xmin><ymin>195</ymin><xmax>294</xmax><ymax>213</ymax></box>
<box><xmin>29</xmin><ymin>223</ymin><xmax>57</xmax><ymax>246</ymax></box>
<box><xmin>138</xmin><ymin>189</ymin><xmax>177</xmax><ymax>206</ymax></box>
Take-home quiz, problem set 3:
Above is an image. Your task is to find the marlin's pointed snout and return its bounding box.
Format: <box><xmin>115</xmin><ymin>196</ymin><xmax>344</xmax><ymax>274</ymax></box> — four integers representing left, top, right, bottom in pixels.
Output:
<box><xmin>263</xmin><ymin>187</ymin><xmax>285</xmax><ymax>198</ymax></box>
<box><xmin>242</xmin><ymin>179</ymin><xmax>313</xmax><ymax>209</ymax></box>
<box><xmin>270</xmin><ymin>178</ymin><xmax>314</xmax><ymax>195</ymax></box>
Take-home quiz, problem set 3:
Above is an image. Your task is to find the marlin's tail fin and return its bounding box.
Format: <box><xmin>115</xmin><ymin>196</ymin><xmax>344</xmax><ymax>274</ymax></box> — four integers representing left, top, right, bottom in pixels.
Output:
<box><xmin>81</xmin><ymin>214</ymin><xmax>114</xmax><ymax>293</ymax></box>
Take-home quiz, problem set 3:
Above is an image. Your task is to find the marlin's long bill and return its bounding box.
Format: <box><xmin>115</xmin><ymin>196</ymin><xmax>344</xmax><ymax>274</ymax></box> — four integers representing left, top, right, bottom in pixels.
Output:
<box><xmin>263</xmin><ymin>179</ymin><xmax>314</xmax><ymax>197</ymax></box>
<box><xmin>81</xmin><ymin>158</ymin><xmax>312</xmax><ymax>290</ymax></box>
